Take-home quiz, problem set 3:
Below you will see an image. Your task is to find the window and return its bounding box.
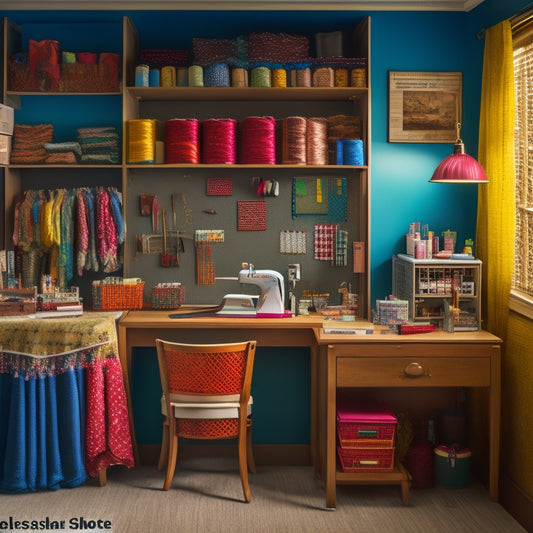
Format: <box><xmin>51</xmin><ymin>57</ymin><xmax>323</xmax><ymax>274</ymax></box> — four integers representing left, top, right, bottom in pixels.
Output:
<box><xmin>513</xmin><ymin>14</ymin><xmax>533</xmax><ymax>309</ymax></box>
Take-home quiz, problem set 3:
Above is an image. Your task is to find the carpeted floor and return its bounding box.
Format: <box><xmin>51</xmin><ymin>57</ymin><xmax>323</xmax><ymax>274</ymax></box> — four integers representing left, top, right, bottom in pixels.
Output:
<box><xmin>0</xmin><ymin>459</ymin><xmax>527</xmax><ymax>533</ymax></box>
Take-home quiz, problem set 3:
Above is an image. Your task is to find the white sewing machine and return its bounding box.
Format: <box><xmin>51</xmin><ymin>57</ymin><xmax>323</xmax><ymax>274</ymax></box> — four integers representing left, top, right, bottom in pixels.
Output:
<box><xmin>216</xmin><ymin>264</ymin><xmax>292</xmax><ymax>318</ymax></box>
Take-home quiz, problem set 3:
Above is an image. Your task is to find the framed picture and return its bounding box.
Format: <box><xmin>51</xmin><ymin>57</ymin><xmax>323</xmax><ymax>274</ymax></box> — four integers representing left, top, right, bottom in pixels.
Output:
<box><xmin>388</xmin><ymin>71</ymin><xmax>462</xmax><ymax>143</ymax></box>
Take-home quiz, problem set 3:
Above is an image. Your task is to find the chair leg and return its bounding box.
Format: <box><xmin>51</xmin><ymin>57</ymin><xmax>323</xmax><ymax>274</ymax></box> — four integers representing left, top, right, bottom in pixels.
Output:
<box><xmin>246</xmin><ymin>418</ymin><xmax>256</xmax><ymax>474</ymax></box>
<box><xmin>238</xmin><ymin>416</ymin><xmax>251</xmax><ymax>502</ymax></box>
<box><xmin>158</xmin><ymin>419</ymin><xmax>169</xmax><ymax>471</ymax></box>
<box><xmin>163</xmin><ymin>426</ymin><xmax>178</xmax><ymax>491</ymax></box>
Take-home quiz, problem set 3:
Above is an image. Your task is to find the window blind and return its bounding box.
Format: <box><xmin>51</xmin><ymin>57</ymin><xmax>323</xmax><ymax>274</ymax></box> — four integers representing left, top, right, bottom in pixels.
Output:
<box><xmin>513</xmin><ymin>17</ymin><xmax>533</xmax><ymax>296</ymax></box>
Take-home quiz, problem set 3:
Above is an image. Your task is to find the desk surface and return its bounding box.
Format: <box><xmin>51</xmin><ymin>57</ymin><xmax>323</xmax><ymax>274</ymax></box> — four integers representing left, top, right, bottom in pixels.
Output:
<box><xmin>119</xmin><ymin>309</ymin><xmax>324</xmax><ymax>330</ymax></box>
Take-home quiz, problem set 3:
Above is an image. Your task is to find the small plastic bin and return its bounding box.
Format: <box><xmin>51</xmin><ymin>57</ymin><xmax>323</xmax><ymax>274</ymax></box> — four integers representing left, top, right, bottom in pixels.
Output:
<box><xmin>337</xmin><ymin>446</ymin><xmax>395</xmax><ymax>473</ymax></box>
<box><xmin>337</xmin><ymin>405</ymin><xmax>397</xmax><ymax>448</ymax></box>
<box><xmin>434</xmin><ymin>445</ymin><xmax>471</xmax><ymax>488</ymax></box>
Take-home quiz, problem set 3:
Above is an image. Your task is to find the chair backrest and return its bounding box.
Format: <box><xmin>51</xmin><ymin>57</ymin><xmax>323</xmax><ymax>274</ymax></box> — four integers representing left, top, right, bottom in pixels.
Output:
<box><xmin>155</xmin><ymin>340</ymin><xmax>257</xmax><ymax>406</ymax></box>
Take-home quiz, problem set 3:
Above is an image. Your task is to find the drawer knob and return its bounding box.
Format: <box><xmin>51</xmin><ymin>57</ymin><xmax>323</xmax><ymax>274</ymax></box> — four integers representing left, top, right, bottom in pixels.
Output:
<box><xmin>403</xmin><ymin>362</ymin><xmax>429</xmax><ymax>378</ymax></box>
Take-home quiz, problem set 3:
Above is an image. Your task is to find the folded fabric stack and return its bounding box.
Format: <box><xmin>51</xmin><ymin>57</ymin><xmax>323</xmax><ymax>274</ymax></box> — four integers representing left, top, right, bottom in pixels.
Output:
<box><xmin>44</xmin><ymin>141</ymin><xmax>82</xmax><ymax>164</ymax></box>
<box><xmin>10</xmin><ymin>124</ymin><xmax>54</xmax><ymax>164</ymax></box>
<box><xmin>77</xmin><ymin>127</ymin><xmax>120</xmax><ymax>164</ymax></box>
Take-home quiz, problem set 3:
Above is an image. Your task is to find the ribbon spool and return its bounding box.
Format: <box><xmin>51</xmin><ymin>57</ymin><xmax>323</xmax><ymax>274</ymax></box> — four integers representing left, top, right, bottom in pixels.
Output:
<box><xmin>165</xmin><ymin>118</ymin><xmax>199</xmax><ymax>164</ymax></box>
<box><xmin>127</xmin><ymin>119</ymin><xmax>158</xmax><ymax>163</ymax></box>
<box><xmin>282</xmin><ymin>116</ymin><xmax>307</xmax><ymax>165</ymax></box>
<box><xmin>240</xmin><ymin>116</ymin><xmax>276</xmax><ymax>164</ymax></box>
<box><xmin>201</xmin><ymin>118</ymin><xmax>237</xmax><ymax>164</ymax></box>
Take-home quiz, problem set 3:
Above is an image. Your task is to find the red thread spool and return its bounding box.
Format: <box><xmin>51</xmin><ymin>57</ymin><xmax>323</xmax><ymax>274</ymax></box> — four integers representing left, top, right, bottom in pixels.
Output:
<box><xmin>165</xmin><ymin>118</ymin><xmax>199</xmax><ymax>164</ymax></box>
<box><xmin>282</xmin><ymin>116</ymin><xmax>307</xmax><ymax>165</ymax></box>
<box><xmin>240</xmin><ymin>116</ymin><xmax>276</xmax><ymax>164</ymax></box>
<box><xmin>201</xmin><ymin>118</ymin><xmax>237</xmax><ymax>164</ymax></box>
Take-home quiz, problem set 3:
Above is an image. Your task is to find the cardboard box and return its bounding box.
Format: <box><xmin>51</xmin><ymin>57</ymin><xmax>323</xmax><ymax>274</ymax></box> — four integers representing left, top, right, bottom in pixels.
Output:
<box><xmin>0</xmin><ymin>134</ymin><xmax>12</xmax><ymax>165</ymax></box>
<box><xmin>0</xmin><ymin>104</ymin><xmax>14</xmax><ymax>136</ymax></box>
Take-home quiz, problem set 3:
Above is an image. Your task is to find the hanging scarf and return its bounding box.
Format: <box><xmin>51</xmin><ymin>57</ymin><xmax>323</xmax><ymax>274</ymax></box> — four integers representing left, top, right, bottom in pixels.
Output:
<box><xmin>96</xmin><ymin>189</ymin><xmax>118</xmax><ymax>273</ymax></box>
<box><xmin>76</xmin><ymin>189</ymin><xmax>89</xmax><ymax>276</ymax></box>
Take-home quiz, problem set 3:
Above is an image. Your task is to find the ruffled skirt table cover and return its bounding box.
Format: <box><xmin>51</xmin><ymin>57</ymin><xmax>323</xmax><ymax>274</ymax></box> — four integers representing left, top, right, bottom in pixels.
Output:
<box><xmin>0</xmin><ymin>312</ymin><xmax>134</xmax><ymax>493</ymax></box>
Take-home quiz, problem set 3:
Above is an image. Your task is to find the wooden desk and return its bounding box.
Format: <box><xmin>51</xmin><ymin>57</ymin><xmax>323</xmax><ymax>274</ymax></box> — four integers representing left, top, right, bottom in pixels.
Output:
<box><xmin>314</xmin><ymin>328</ymin><xmax>502</xmax><ymax>508</ymax></box>
<box><xmin>117</xmin><ymin>310</ymin><xmax>324</xmax><ymax>463</ymax></box>
<box><xmin>117</xmin><ymin>311</ymin><xmax>501</xmax><ymax>508</ymax></box>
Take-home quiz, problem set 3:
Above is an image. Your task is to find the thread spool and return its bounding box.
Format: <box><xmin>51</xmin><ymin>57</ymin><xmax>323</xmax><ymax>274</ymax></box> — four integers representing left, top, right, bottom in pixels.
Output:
<box><xmin>351</xmin><ymin>67</ymin><xmax>366</xmax><ymax>87</ymax></box>
<box><xmin>161</xmin><ymin>66</ymin><xmax>176</xmax><ymax>87</ymax></box>
<box><xmin>165</xmin><ymin>118</ymin><xmax>199</xmax><ymax>164</ymax></box>
<box><xmin>149</xmin><ymin>68</ymin><xmax>160</xmax><ymax>87</ymax></box>
<box><xmin>250</xmin><ymin>67</ymin><xmax>271</xmax><ymax>87</ymax></box>
<box><xmin>127</xmin><ymin>119</ymin><xmax>158</xmax><ymax>163</ymax></box>
<box><xmin>282</xmin><ymin>116</ymin><xmax>307</xmax><ymax>165</ymax></box>
<box><xmin>312</xmin><ymin>67</ymin><xmax>334</xmax><ymax>87</ymax></box>
<box><xmin>240</xmin><ymin>116</ymin><xmax>276</xmax><ymax>164</ymax></box>
<box><xmin>176</xmin><ymin>67</ymin><xmax>188</xmax><ymax>87</ymax></box>
<box><xmin>306</xmin><ymin>117</ymin><xmax>328</xmax><ymax>165</ymax></box>
<box><xmin>188</xmin><ymin>65</ymin><xmax>204</xmax><ymax>87</ymax></box>
<box><xmin>336</xmin><ymin>139</ymin><xmax>365</xmax><ymax>166</ymax></box>
<box><xmin>201</xmin><ymin>118</ymin><xmax>237</xmax><ymax>164</ymax></box>
<box><xmin>291</xmin><ymin>68</ymin><xmax>311</xmax><ymax>87</ymax></box>
<box><xmin>231</xmin><ymin>68</ymin><xmax>249</xmax><ymax>87</ymax></box>
<box><xmin>334</xmin><ymin>68</ymin><xmax>349</xmax><ymax>87</ymax></box>
<box><xmin>204</xmin><ymin>63</ymin><xmax>230</xmax><ymax>87</ymax></box>
<box><xmin>135</xmin><ymin>64</ymin><xmax>149</xmax><ymax>87</ymax></box>
<box><xmin>272</xmin><ymin>68</ymin><xmax>287</xmax><ymax>87</ymax></box>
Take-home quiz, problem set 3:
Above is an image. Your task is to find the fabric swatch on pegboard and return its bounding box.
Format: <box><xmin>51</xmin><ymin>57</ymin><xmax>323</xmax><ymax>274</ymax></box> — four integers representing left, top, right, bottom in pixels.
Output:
<box><xmin>280</xmin><ymin>230</ymin><xmax>307</xmax><ymax>254</ymax></box>
<box><xmin>237</xmin><ymin>200</ymin><xmax>266</xmax><ymax>231</ymax></box>
<box><xmin>206</xmin><ymin>177</ymin><xmax>232</xmax><ymax>196</ymax></box>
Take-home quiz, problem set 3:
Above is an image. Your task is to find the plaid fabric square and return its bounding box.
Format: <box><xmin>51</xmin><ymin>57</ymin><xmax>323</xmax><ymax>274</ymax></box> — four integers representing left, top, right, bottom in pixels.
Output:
<box><xmin>237</xmin><ymin>201</ymin><xmax>267</xmax><ymax>231</ymax></box>
<box><xmin>206</xmin><ymin>177</ymin><xmax>232</xmax><ymax>196</ymax></box>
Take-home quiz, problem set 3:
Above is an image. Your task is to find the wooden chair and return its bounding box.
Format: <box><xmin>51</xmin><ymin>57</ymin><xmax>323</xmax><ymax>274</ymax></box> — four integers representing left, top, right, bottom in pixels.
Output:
<box><xmin>155</xmin><ymin>339</ymin><xmax>257</xmax><ymax>502</ymax></box>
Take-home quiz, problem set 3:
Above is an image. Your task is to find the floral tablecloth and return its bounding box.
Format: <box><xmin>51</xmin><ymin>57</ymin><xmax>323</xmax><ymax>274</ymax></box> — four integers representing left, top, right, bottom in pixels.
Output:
<box><xmin>0</xmin><ymin>312</ymin><xmax>134</xmax><ymax>493</ymax></box>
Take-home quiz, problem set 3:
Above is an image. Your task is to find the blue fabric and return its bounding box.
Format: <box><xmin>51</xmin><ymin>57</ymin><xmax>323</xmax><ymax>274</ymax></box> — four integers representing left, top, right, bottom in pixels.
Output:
<box><xmin>0</xmin><ymin>368</ymin><xmax>88</xmax><ymax>493</ymax></box>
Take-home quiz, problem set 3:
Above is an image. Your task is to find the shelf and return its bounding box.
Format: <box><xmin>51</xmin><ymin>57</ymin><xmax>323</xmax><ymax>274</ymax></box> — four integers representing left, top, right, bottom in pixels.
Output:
<box><xmin>126</xmin><ymin>163</ymin><xmax>367</xmax><ymax>170</ymax></box>
<box><xmin>126</xmin><ymin>86</ymin><xmax>366</xmax><ymax>102</ymax></box>
<box><xmin>6</xmin><ymin>91</ymin><xmax>121</xmax><ymax>97</ymax></box>
<box><xmin>7</xmin><ymin>164</ymin><xmax>122</xmax><ymax>169</ymax></box>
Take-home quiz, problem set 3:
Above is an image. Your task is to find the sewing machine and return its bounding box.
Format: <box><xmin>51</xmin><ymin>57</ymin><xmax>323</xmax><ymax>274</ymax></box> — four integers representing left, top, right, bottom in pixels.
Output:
<box><xmin>216</xmin><ymin>264</ymin><xmax>291</xmax><ymax>318</ymax></box>
<box><xmin>169</xmin><ymin>264</ymin><xmax>292</xmax><ymax>319</ymax></box>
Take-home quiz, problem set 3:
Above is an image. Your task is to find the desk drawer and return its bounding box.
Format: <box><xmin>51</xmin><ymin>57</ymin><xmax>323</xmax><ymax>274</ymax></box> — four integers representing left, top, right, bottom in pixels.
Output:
<box><xmin>337</xmin><ymin>356</ymin><xmax>491</xmax><ymax>387</ymax></box>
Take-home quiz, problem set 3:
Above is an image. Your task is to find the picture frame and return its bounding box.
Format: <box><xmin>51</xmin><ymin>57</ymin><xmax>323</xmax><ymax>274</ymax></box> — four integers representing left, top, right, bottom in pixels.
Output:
<box><xmin>388</xmin><ymin>71</ymin><xmax>462</xmax><ymax>143</ymax></box>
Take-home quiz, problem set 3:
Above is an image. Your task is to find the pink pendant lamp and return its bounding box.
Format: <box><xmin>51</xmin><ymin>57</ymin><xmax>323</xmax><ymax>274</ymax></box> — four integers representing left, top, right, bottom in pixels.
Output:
<box><xmin>429</xmin><ymin>123</ymin><xmax>488</xmax><ymax>183</ymax></box>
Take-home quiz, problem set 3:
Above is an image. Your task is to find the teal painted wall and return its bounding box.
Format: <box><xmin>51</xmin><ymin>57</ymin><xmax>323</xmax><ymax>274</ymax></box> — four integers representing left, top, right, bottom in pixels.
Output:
<box><xmin>2</xmin><ymin>2</ymin><xmax>530</xmax><ymax>444</ymax></box>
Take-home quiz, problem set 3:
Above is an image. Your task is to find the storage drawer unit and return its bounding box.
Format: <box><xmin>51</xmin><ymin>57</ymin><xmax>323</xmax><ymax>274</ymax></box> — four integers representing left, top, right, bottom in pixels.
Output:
<box><xmin>393</xmin><ymin>254</ymin><xmax>482</xmax><ymax>331</ymax></box>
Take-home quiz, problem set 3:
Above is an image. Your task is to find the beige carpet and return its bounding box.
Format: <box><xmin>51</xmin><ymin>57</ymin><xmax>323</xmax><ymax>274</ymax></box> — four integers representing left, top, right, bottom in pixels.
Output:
<box><xmin>0</xmin><ymin>459</ymin><xmax>526</xmax><ymax>533</ymax></box>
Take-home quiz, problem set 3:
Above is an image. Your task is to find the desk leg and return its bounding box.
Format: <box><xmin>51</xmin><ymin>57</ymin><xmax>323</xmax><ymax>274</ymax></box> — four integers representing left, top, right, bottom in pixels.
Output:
<box><xmin>325</xmin><ymin>347</ymin><xmax>337</xmax><ymax>509</ymax></box>
<box><xmin>118</xmin><ymin>320</ymin><xmax>140</xmax><ymax>465</ymax></box>
<box><xmin>489</xmin><ymin>345</ymin><xmax>501</xmax><ymax>501</ymax></box>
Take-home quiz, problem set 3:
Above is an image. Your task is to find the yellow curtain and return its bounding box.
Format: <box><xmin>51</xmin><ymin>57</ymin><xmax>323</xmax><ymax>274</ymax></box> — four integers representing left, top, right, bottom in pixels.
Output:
<box><xmin>476</xmin><ymin>20</ymin><xmax>516</xmax><ymax>341</ymax></box>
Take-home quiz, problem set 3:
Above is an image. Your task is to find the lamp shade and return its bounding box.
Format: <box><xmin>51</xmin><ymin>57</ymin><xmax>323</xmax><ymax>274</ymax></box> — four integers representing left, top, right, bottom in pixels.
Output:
<box><xmin>429</xmin><ymin>123</ymin><xmax>488</xmax><ymax>183</ymax></box>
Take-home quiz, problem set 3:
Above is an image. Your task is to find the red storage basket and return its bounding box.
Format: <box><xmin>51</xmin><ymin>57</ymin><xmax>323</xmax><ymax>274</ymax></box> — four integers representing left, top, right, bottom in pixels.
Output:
<box><xmin>337</xmin><ymin>446</ymin><xmax>395</xmax><ymax>473</ymax></box>
<box><xmin>337</xmin><ymin>405</ymin><xmax>397</xmax><ymax>448</ymax></box>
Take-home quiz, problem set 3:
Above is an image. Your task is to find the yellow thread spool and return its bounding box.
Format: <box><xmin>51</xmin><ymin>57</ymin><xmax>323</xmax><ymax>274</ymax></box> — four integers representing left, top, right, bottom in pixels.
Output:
<box><xmin>188</xmin><ymin>65</ymin><xmax>204</xmax><ymax>87</ymax></box>
<box><xmin>161</xmin><ymin>66</ymin><xmax>176</xmax><ymax>87</ymax></box>
<box><xmin>272</xmin><ymin>69</ymin><xmax>287</xmax><ymax>88</ymax></box>
<box><xmin>127</xmin><ymin>119</ymin><xmax>158</xmax><ymax>163</ymax></box>
<box><xmin>335</xmin><ymin>68</ymin><xmax>349</xmax><ymax>87</ymax></box>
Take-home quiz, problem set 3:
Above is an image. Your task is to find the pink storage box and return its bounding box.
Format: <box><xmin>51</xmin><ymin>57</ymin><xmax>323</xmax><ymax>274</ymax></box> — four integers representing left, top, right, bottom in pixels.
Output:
<box><xmin>337</xmin><ymin>403</ymin><xmax>397</xmax><ymax>449</ymax></box>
